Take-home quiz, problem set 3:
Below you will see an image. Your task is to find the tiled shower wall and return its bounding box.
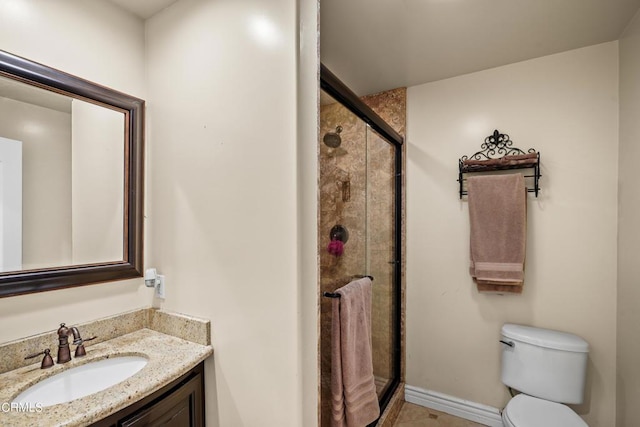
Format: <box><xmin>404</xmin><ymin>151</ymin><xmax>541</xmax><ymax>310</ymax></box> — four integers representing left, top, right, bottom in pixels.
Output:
<box><xmin>319</xmin><ymin>88</ymin><xmax>406</xmax><ymax>426</ymax></box>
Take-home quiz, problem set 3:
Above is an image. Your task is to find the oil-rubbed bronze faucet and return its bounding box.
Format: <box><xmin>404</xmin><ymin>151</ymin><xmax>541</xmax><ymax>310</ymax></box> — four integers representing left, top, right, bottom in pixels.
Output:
<box><xmin>57</xmin><ymin>323</ymin><xmax>72</xmax><ymax>363</ymax></box>
<box><xmin>57</xmin><ymin>323</ymin><xmax>97</xmax><ymax>363</ymax></box>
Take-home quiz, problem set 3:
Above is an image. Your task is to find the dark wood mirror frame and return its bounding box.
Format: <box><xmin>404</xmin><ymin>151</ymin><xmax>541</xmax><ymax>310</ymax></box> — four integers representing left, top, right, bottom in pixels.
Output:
<box><xmin>0</xmin><ymin>50</ymin><xmax>144</xmax><ymax>298</ymax></box>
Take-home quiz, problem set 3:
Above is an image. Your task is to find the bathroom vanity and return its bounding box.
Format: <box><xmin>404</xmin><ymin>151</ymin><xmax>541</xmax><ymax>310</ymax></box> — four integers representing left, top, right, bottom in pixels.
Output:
<box><xmin>93</xmin><ymin>362</ymin><xmax>204</xmax><ymax>426</ymax></box>
<box><xmin>0</xmin><ymin>309</ymin><xmax>213</xmax><ymax>427</ymax></box>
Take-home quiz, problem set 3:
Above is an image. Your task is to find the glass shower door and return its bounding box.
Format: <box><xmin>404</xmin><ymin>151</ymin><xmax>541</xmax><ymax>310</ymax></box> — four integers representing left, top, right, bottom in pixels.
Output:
<box><xmin>366</xmin><ymin>126</ymin><xmax>398</xmax><ymax>402</ymax></box>
<box><xmin>319</xmin><ymin>88</ymin><xmax>401</xmax><ymax>426</ymax></box>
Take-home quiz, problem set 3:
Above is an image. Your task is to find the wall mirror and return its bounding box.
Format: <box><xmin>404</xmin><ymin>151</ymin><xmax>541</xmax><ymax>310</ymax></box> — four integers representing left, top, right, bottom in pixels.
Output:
<box><xmin>0</xmin><ymin>50</ymin><xmax>144</xmax><ymax>297</ymax></box>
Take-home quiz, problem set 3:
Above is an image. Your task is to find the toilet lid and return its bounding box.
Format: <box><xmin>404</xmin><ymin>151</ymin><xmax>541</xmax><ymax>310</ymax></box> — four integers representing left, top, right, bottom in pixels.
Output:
<box><xmin>503</xmin><ymin>394</ymin><xmax>588</xmax><ymax>427</ymax></box>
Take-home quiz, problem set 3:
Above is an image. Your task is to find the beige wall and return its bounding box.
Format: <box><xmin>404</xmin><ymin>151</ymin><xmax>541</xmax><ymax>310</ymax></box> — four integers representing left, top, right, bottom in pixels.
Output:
<box><xmin>145</xmin><ymin>0</ymin><xmax>318</xmax><ymax>426</ymax></box>
<box><xmin>297</xmin><ymin>0</ymin><xmax>320</xmax><ymax>425</ymax></box>
<box><xmin>0</xmin><ymin>1</ymin><xmax>151</xmax><ymax>343</ymax></box>
<box><xmin>617</xmin><ymin>10</ymin><xmax>640</xmax><ymax>427</ymax></box>
<box><xmin>0</xmin><ymin>97</ymin><xmax>72</xmax><ymax>270</ymax></box>
<box><xmin>406</xmin><ymin>42</ymin><xmax>619</xmax><ymax>426</ymax></box>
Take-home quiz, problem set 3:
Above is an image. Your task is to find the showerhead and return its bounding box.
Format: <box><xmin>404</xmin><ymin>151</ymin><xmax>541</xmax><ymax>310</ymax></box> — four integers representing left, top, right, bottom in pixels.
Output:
<box><xmin>323</xmin><ymin>125</ymin><xmax>343</xmax><ymax>148</ymax></box>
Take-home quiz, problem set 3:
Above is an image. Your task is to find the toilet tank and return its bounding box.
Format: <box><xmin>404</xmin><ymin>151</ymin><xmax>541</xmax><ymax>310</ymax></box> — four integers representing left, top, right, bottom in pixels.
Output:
<box><xmin>500</xmin><ymin>324</ymin><xmax>589</xmax><ymax>404</ymax></box>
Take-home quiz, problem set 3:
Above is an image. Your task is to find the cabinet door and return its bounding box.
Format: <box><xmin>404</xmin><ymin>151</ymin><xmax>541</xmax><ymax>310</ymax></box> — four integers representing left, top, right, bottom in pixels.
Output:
<box><xmin>120</xmin><ymin>373</ymin><xmax>203</xmax><ymax>427</ymax></box>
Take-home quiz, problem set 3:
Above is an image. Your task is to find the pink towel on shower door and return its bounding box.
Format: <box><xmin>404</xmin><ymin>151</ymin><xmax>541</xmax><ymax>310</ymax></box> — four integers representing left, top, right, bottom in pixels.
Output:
<box><xmin>330</xmin><ymin>277</ymin><xmax>380</xmax><ymax>427</ymax></box>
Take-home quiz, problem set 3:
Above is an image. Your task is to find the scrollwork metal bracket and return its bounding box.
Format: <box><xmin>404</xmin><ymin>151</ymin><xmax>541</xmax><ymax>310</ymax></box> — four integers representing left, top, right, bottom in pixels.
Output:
<box><xmin>458</xmin><ymin>130</ymin><xmax>541</xmax><ymax>199</ymax></box>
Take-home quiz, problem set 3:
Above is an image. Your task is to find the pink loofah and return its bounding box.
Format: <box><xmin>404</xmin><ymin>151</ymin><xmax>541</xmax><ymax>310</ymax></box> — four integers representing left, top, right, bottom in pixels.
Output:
<box><xmin>327</xmin><ymin>239</ymin><xmax>344</xmax><ymax>257</ymax></box>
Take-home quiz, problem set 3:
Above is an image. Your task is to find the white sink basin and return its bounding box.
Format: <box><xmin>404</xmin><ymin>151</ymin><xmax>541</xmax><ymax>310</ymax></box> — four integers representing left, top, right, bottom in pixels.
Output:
<box><xmin>13</xmin><ymin>356</ymin><xmax>148</xmax><ymax>407</ymax></box>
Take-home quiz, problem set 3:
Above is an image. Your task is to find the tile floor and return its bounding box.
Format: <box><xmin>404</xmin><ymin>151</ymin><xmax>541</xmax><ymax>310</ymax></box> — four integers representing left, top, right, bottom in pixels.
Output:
<box><xmin>393</xmin><ymin>402</ymin><xmax>489</xmax><ymax>427</ymax></box>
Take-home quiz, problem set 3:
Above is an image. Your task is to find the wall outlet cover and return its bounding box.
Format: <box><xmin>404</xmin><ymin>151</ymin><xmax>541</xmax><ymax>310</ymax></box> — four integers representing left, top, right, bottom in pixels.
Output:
<box><xmin>156</xmin><ymin>275</ymin><xmax>166</xmax><ymax>299</ymax></box>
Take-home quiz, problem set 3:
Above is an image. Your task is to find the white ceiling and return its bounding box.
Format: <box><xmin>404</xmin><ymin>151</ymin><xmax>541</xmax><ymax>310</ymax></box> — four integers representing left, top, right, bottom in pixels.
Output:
<box><xmin>321</xmin><ymin>0</ymin><xmax>640</xmax><ymax>96</ymax></box>
<box><xmin>108</xmin><ymin>0</ymin><xmax>178</xmax><ymax>20</ymax></box>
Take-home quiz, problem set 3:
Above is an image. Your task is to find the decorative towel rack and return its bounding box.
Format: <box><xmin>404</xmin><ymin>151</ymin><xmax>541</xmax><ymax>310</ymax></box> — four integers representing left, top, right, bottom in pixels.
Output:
<box><xmin>323</xmin><ymin>275</ymin><xmax>374</xmax><ymax>298</ymax></box>
<box><xmin>458</xmin><ymin>129</ymin><xmax>541</xmax><ymax>199</ymax></box>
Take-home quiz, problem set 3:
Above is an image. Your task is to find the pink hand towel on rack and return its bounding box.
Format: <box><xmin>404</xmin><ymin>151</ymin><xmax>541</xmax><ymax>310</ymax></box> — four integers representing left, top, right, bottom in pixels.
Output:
<box><xmin>468</xmin><ymin>174</ymin><xmax>527</xmax><ymax>294</ymax></box>
<box><xmin>330</xmin><ymin>277</ymin><xmax>380</xmax><ymax>427</ymax></box>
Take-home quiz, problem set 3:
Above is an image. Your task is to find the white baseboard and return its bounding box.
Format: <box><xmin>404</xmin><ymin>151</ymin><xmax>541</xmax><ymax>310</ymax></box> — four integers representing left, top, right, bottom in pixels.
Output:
<box><xmin>404</xmin><ymin>385</ymin><xmax>504</xmax><ymax>427</ymax></box>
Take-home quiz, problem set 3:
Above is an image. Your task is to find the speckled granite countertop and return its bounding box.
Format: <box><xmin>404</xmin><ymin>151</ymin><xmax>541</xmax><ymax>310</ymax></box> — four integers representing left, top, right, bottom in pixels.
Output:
<box><xmin>0</xmin><ymin>310</ymin><xmax>213</xmax><ymax>426</ymax></box>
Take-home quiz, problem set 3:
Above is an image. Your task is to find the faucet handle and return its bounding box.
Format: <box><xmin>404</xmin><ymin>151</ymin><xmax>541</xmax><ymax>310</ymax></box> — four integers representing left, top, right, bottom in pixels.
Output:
<box><xmin>25</xmin><ymin>348</ymin><xmax>54</xmax><ymax>369</ymax></box>
<box><xmin>74</xmin><ymin>336</ymin><xmax>97</xmax><ymax>358</ymax></box>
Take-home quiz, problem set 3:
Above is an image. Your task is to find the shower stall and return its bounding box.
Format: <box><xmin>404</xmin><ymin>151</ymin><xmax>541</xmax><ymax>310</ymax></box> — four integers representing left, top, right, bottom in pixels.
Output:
<box><xmin>319</xmin><ymin>65</ymin><xmax>404</xmax><ymax>426</ymax></box>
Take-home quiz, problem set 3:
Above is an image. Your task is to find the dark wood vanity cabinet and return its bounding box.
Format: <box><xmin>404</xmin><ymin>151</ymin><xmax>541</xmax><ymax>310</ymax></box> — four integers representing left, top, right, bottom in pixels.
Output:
<box><xmin>92</xmin><ymin>362</ymin><xmax>205</xmax><ymax>427</ymax></box>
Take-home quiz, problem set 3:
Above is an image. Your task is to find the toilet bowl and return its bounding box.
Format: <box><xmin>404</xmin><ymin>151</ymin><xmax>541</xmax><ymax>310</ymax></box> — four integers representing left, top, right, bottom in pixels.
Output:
<box><xmin>500</xmin><ymin>324</ymin><xmax>589</xmax><ymax>427</ymax></box>
<box><xmin>502</xmin><ymin>394</ymin><xmax>587</xmax><ymax>427</ymax></box>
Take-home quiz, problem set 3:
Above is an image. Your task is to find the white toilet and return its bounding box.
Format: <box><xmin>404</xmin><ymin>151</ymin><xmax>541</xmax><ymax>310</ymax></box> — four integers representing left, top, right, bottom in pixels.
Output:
<box><xmin>500</xmin><ymin>324</ymin><xmax>589</xmax><ymax>427</ymax></box>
